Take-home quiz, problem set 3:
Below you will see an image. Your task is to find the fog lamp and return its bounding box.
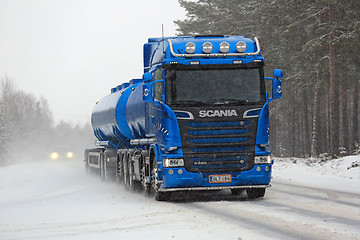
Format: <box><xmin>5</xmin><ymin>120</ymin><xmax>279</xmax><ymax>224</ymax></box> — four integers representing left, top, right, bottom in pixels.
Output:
<box><xmin>163</xmin><ymin>158</ymin><xmax>184</xmax><ymax>168</ymax></box>
<box><xmin>254</xmin><ymin>156</ymin><xmax>271</xmax><ymax>164</ymax></box>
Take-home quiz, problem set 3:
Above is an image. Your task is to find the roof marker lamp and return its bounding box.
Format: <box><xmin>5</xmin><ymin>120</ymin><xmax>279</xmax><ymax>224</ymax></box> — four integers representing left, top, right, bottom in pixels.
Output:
<box><xmin>219</xmin><ymin>41</ymin><xmax>230</xmax><ymax>53</ymax></box>
<box><xmin>236</xmin><ymin>41</ymin><xmax>247</xmax><ymax>53</ymax></box>
<box><xmin>185</xmin><ymin>42</ymin><xmax>196</xmax><ymax>54</ymax></box>
<box><xmin>202</xmin><ymin>42</ymin><xmax>213</xmax><ymax>53</ymax></box>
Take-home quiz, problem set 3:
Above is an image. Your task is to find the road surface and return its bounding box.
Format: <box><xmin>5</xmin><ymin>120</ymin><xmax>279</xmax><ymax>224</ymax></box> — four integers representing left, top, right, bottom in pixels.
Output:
<box><xmin>0</xmin><ymin>159</ymin><xmax>359</xmax><ymax>240</ymax></box>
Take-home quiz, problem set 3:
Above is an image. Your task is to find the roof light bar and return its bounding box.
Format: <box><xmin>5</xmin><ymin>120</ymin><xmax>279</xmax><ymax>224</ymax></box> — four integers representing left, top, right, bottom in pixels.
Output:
<box><xmin>167</xmin><ymin>37</ymin><xmax>261</xmax><ymax>58</ymax></box>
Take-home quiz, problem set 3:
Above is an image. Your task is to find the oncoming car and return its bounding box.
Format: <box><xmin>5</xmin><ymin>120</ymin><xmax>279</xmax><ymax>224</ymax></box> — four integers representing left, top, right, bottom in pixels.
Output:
<box><xmin>50</xmin><ymin>149</ymin><xmax>75</xmax><ymax>160</ymax></box>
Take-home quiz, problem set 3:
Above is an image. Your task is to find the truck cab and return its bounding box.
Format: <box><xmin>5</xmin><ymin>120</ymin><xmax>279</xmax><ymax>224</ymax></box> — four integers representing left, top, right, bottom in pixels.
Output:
<box><xmin>141</xmin><ymin>35</ymin><xmax>282</xmax><ymax>198</ymax></box>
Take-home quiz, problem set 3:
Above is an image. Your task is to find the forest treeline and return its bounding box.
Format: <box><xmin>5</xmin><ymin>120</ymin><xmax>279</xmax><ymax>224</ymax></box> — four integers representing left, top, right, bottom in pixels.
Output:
<box><xmin>0</xmin><ymin>76</ymin><xmax>93</xmax><ymax>165</ymax></box>
<box><xmin>175</xmin><ymin>0</ymin><xmax>360</xmax><ymax>158</ymax></box>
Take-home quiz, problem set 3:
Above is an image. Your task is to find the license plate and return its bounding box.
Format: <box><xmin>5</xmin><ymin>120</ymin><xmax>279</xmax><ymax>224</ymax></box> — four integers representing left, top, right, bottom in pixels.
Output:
<box><xmin>209</xmin><ymin>174</ymin><xmax>232</xmax><ymax>183</ymax></box>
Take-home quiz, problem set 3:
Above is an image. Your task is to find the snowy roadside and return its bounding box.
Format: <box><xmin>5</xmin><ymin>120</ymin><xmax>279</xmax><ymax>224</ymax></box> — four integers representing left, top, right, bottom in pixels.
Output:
<box><xmin>272</xmin><ymin>155</ymin><xmax>360</xmax><ymax>194</ymax></box>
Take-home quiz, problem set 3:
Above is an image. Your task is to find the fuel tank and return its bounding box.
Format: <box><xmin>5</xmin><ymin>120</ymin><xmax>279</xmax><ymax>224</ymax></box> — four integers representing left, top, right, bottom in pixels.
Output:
<box><xmin>91</xmin><ymin>79</ymin><xmax>146</xmax><ymax>148</ymax></box>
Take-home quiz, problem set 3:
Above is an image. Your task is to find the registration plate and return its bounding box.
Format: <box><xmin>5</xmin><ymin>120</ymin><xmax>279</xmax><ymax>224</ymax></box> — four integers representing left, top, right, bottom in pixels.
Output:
<box><xmin>209</xmin><ymin>174</ymin><xmax>232</xmax><ymax>183</ymax></box>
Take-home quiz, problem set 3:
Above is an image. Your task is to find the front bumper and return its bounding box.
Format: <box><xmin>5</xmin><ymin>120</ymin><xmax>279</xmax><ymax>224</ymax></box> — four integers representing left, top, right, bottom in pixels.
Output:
<box><xmin>159</xmin><ymin>163</ymin><xmax>272</xmax><ymax>192</ymax></box>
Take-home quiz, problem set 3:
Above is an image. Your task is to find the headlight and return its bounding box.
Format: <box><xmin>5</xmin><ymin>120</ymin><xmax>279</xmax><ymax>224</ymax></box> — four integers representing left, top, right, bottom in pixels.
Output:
<box><xmin>236</xmin><ymin>41</ymin><xmax>247</xmax><ymax>52</ymax></box>
<box><xmin>219</xmin><ymin>41</ymin><xmax>230</xmax><ymax>53</ymax></box>
<box><xmin>202</xmin><ymin>42</ymin><xmax>213</xmax><ymax>53</ymax></box>
<box><xmin>254</xmin><ymin>156</ymin><xmax>271</xmax><ymax>164</ymax></box>
<box><xmin>185</xmin><ymin>42</ymin><xmax>196</xmax><ymax>54</ymax></box>
<box><xmin>67</xmin><ymin>152</ymin><xmax>74</xmax><ymax>158</ymax></box>
<box><xmin>51</xmin><ymin>152</ymin><xmax>59</xmax><ymax>160</ymax></box>
<box><xmin>163</xmin><ymin>158</ymin><xmax>184</xmax><ymax>168</ymax></box>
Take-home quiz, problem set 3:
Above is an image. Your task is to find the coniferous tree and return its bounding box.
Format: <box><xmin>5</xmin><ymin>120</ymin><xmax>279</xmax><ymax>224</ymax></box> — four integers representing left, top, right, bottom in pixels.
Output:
<box><xmin>175</xmin><ymin>0</ymin><xmax>360</xmax><ymax>158</ymax></box>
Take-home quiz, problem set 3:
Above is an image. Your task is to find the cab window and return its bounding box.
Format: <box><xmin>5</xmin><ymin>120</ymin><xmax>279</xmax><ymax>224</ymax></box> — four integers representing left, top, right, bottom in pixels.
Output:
<box><xmin>152</xmin><ymin>68</ymin><xmax>163</xmax><ymax>101</ymax></box>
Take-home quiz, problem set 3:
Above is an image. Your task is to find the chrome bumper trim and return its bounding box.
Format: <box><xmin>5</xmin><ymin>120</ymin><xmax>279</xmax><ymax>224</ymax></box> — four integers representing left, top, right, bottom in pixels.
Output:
<box><xmin>159</xmin><ymin>184</ymin><xmax>270</xmax><ymax>192</ymax></box>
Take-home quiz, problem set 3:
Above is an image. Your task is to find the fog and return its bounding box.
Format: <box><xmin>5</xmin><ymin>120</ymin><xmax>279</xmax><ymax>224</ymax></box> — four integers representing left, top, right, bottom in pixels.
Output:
<box><xmin>0</xmin><ymin>76</ymin><xmax>94</xmax><ymax>165</ymax></box>
<box><xmin>0</xmin><ymin>0</ymin><xmax>185</xmax><ymax>126</ymax></box>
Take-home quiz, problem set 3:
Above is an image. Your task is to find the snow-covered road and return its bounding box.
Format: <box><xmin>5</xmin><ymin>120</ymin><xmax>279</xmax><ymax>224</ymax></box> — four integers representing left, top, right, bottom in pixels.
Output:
<box><xmin>0</xmin><ymin>158</ymin><xmax>359</xmax><ymax>240</ymax></box>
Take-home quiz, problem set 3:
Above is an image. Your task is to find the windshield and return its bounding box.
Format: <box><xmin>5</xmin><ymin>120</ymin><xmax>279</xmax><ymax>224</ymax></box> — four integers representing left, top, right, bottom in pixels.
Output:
<box><xmin>165</xmin><ymin>65</ymin><xmax>266</xmax><ymax>105</ymax></box>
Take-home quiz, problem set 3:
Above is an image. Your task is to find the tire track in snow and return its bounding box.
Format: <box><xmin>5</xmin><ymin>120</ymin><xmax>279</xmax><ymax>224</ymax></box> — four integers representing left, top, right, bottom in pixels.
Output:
<box><xmin>256</xmin><ymin>200</ymin><xmax>360</xmax><ymax>230</ymax></box>
<box><xmin>178</xmin><ymin>201</ymin><xmax>353</xmax><ymax>240</ymax></box>
<box><xmin>272</xmin><ymin>180</ymin><xmax>360</xmax><ymax>198</ymax></box>
<box><xmin>270</xmin><ymin>181</ymin><xmax>360</xmax><ymax>208</ymax></box>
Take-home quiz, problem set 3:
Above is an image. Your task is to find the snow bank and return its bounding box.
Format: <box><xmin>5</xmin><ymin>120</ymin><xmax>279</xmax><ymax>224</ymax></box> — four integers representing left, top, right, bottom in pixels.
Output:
<box><xmin>272</xmin><ymin>154</ymin><xmax>360</xmax><ymax>193</ymax></box>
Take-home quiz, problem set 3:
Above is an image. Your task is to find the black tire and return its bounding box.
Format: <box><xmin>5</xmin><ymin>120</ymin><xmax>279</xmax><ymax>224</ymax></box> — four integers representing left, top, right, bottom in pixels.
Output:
<box><xmin>231</xmin><ymin>188</ymin><xmax>245</xmax><ymax>196</ymax></box>
<box><xmin>128</xmin><ymin>152</ymin><xmax>135</xmax><ymax>191</ymax></box>
<box><xmin>141</xmin><ymin>151</ymin><xmax>151</xmax><ymax>197</ymax></box>
<box><xmin>84</xmin><ymin>150</ymin><xmax>89</xmax><ymax>175</ymax></box>
<box><xmin>150</xmin><ymin>153</ymin><xmax>168</xmax><ymax>201</ymax></box>
<box><xmin>246</xmin><ymin>188</ymin><xmax>266</xmax><ymax>199</ymax></box>
<box><xmin>155</xmin><ymin>191</ymin><xmax>169</xmax><ymax>201</ymax></box>
<box><xmin>100</xmin><ymin>152</ymin><xmax>105</xmax><ymax>181</ymax></box>
<box><xmin>116</xmin><ymin>153</ymin><xmax>124</xmax><ymax>184</ymax></box>
<box><xmin>123</xmin><ymin>152</ymin><xmax>130</xmax><ymax>188</ymax></box>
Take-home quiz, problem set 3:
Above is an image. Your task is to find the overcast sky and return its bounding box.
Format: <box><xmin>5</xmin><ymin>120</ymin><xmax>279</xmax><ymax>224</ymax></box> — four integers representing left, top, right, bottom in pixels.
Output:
<box><xmin>0</xmin><ymin>0</ymin><xmax>185</xmax><ymax>125</ymax></box>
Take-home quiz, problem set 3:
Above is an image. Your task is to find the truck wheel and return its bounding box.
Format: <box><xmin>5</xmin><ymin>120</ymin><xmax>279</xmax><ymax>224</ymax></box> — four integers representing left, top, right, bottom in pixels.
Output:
<box><xmin>246</xmin><ymin>188</ymin><xmax>266</xmax><ymax>199</ymax></box>
<box><xmin>84</xmin><ymin>150</ymin><xmax>90</xmax><ymax>175</ymax></box>
<box><xmin>151</xmin><ymin>155</ymin><xmax>168</xmax><ymax>201</ymax></box>
<box><xmin>100</xmin><ymin>153</ymin><xmax>106</xmax><ymax>181</ymax></box>
<box><xmin>103</xmin><ymin>156</ymin><xmax>109</xmax><ymax>181</ymax></box>
<box><xmin>128</xmin><ymin>153</ymin><xmax>135</xmax><ymax>191</ymax></box>
<box><xmin>123</xmin><ymin>152</ymin><xmax>129</xmax><ymax>187</ymax></box>
<box><xmin>116</xmin><ymin>153</ymin><xmax>124</xmax><ymax>184</ymax></box>
<box><xmin>231</xmin><ymin>188</ymin><xmax>245</xmax><ymax>195</ymax></box>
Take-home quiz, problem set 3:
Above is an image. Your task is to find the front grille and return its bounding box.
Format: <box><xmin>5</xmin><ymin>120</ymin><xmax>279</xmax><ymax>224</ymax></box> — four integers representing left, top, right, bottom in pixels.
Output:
<box><xmin>175</xmin><ymin>107</ymin><xmax>260</xmax><ymax>173</ymax></box>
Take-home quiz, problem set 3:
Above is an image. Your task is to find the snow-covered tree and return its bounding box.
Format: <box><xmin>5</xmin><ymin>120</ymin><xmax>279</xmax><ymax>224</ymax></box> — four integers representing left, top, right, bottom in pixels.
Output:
<box><xmin>175</xmin><ymin>0</ymin><xmax>360</xmax><ymax>157</ymax></box>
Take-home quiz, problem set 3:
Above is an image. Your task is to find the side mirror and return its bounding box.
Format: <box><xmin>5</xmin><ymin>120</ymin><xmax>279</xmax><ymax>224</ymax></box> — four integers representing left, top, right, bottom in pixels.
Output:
<box><xmin>273</xmin><ymin>69</ymin><xmax>283</xmax><ymax>78</ymax></box>
<box><xmin>266</xmin><ymin>69</ymin><xmax>283</xmax><ymax>102</ymax></box>
<box><xmin>143</xmin><ymin>72</ymin><xmax>152</xmax><ymax>82</ymax></box>
<box><xmin>272</xmin><ymin>78</ymin><xmax>282</xmax><ymax>100</ymax></box>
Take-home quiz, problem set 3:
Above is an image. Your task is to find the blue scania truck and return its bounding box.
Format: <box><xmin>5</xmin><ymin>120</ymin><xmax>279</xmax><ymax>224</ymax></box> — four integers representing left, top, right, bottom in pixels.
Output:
<box><xmin>84</xmin><ymin>35</ymin><xmax>283</xmax><ymax>201</ymax></box>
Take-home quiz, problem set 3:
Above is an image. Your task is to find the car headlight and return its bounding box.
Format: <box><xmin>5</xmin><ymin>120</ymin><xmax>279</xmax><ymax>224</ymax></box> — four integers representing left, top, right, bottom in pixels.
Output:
<box><xmin>254</xmin><ymin>156</ymin><xmax>271</xmax><ymax>164</ymax></box>
<box><xmin>51</xmin><ymin>152</ymin><xmax>59</xmax><ymax>160</ymax></box>
<box><xmin>163</xmin><ymin>158</ymin><xmax>184</xmax><ymax>168</ymax></box>
<box><xmin>67</xmin><ymin>152</ymin><xmax>73</xmax><ymax>158</ymax></box>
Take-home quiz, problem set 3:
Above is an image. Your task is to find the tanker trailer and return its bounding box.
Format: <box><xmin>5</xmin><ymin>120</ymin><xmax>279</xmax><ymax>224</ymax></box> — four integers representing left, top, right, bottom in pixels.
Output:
<box><xmin>84</xmin><ymin>35</ymin><xmax>283</xmax><ymax>201</ymax></box>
